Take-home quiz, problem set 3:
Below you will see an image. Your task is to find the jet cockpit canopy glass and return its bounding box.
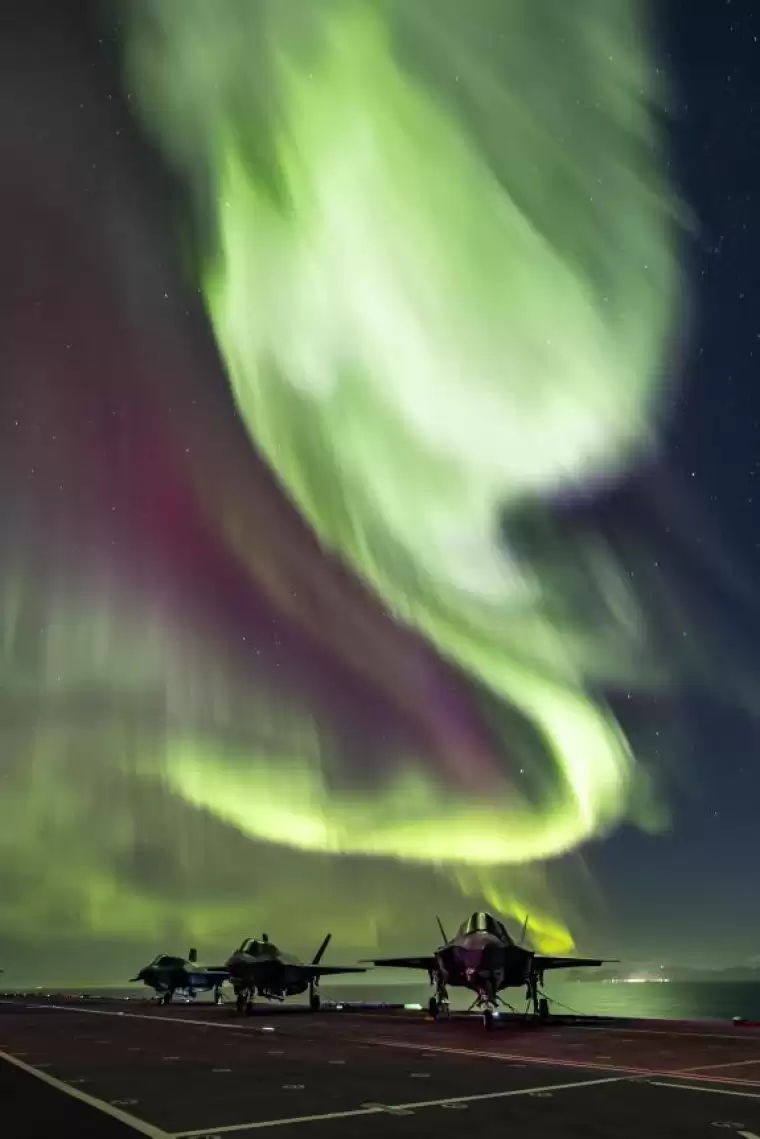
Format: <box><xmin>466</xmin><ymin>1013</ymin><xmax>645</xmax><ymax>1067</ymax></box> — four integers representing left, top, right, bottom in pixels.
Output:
<box><xmin>240</xmin><ymin>937</ymin><xmax>279</xmax><ymax>957</ymax></box>
<box><xmin>458</xmin><ymin>912</ymin><xmax>510</xmax><ymax>941</ymax></box>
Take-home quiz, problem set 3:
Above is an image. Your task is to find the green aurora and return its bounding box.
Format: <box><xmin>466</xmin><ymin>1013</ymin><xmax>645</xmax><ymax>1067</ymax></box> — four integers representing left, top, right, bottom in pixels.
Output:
<box><xmin>125</xmin><ymin>0</ymin><xmax>682</xmax><ymax>864</ymax></box>
<box><xmin>0</xmin><ymin>0</ymin><xmax>686</xmax><ymax>973</ymax></box>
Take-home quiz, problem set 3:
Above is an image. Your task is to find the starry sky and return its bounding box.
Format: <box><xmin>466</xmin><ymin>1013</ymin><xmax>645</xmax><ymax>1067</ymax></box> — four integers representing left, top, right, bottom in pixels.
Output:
<box><xmin>1</xmin><ymin>0</ymin><xmax>759</xmax><ymax>982</ymax></box>
<box><xmin>585</xmin><ymin>0</ymin><xmax>760</xmax><ymax>966</ymax></box>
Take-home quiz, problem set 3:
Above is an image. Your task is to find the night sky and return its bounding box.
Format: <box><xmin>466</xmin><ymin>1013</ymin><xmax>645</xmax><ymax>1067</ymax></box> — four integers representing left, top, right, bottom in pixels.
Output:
<box><xmin>1</xmin><ymin>0</ymin><xmax>759</xmax><ymax>982</ymax></box>
<box><xmin>587</xmin><ymin>0</ymin><xmax>760</xmax><ymax>965</ymax></box>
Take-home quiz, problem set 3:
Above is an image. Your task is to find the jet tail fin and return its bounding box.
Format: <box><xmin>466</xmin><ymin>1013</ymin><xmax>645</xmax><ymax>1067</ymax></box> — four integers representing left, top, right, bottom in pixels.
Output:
<box><xmin>435</xmin><ymin>915</ymin><xmax>449</xmax><ymax>944</ymax></box>
<box><xmin>312</xmin><ymin>933</ymin><xmax>332</xmax><ymax>965</ymax></box>
<box><xmin>188</xmin><ymin>947</ymin><xmax>198</xmax><ymax>964</ymax></box>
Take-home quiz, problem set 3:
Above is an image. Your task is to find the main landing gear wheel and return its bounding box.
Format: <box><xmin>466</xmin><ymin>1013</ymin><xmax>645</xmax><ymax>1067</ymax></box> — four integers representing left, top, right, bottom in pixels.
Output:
<box><xmin>428</xmin><ymin>980</ymin><xmax>450</xmax><ymax>1020</ymax></box>
<box><xmin>483</xmin><ymin>1008</ymin><xmax>494</xmax><ymax>1031</ymax></box>
<box><xmin>213</xmin><ymin>988</ymin><xmax>223</xmax><ymax>1005</ymax></box>
<box><xmin>308</xmin><ymin>980</ymin><xmax>322</xmax><ymax>1012</ymax></box>
<box><xmin>526</xmin><ymin>972</ymin><xmax>550</xmax><ymax>1020</ymax></box>
<box><xmin>236</xmin><ymin>992</ymin><xmax>254</xmax><ymax>1016</ymax></box>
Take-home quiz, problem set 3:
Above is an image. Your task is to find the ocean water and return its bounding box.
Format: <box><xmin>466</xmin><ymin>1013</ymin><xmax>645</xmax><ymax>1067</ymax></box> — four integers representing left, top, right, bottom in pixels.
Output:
<box><xmin>17</xmin><ymin>981</ymin><xmax>760</xmax><ymax>1022</ymax></box>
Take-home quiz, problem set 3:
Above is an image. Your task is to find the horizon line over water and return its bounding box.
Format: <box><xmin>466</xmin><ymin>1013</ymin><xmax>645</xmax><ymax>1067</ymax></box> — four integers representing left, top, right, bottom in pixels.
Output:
<box><xmin>5</xmin><ymin>980</ymin><xmax>760</xmax><ymax>1023</ymax></box>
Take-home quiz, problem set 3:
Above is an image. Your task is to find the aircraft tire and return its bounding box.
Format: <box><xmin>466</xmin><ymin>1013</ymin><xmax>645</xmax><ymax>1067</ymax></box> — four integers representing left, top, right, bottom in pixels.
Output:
<box><xmin>309</xmin><ymin>993</ymin><xmax>321</xmax><ymax>1012</ymax></box>
<box><xmin>483</xmin><ymin>1009</ymin><xmax>494</xmax><ymax>1031</ymax></box>
<box><xmin>428</xmin><ymin>997</ymin><xmax>439</xmax><ymax>1019</ymax></box>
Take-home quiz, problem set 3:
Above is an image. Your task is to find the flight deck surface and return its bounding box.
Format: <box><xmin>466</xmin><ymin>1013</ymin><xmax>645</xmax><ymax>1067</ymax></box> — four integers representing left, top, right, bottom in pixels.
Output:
<box><xmin>2</xmin><ymin>996</ymin><xmax>760</xmax><ymax>1138</ymax></box>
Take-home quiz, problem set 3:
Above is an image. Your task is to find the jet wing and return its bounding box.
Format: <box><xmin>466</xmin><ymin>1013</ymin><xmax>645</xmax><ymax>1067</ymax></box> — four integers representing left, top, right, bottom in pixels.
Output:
<box><xmin>533</xmin><ymin>956</ymin><xmax>617</xmax><ymax>972</ymax></box>
<box><xmin>364</xmin><ymin>956</ymin><xmax>437</xmax><ymax>971</ymax></box>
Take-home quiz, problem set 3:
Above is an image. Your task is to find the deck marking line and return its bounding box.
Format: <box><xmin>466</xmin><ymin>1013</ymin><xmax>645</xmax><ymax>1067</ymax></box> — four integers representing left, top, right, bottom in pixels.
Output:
<box><xmin>666</xmin><ymin>1073</ymin><xmax>760</xmax><ymax>1089</ymax></box>
<box><xmin>6</xmin><ymin>1002</ymin><xmax>264</xmax><ymax>1035</ymax></box>
<box><xmin>576</xmin><ymin>1025</ymin><xmax>760</xmax><ymax>1043</ymax></box>
<box><xmin>681</xmin><ymin>1059</ymin><xmax>760</xmax><ymax>1074</ymax></box>
<box><xmin>6</xmin><ymin>1001</ymin><xmax>760</xmax><ymax>1044</ymax></box>
<box><xmin>362</xmin><ymin>1102</ymin><xmax>414</xmax><ymax>1116</ymax></box>
<box><xmin>738</xmin><ymin>1131</ymin><xmax>760</xmax><ymax>1138</ymax></box>
<box><xmin>650</xmin><ymin>1081</ymin><xmax>760</xmax><ymax>1101</ymax></box>
<box><xmin>363</xmin><ymin>1038</ymin><xmax>760</xmax><ymax>1088</ymax></box>
<box><xmin>337</xmin><ymin>1010</ymin><xmax>760</xmax><ymax>1044</ymax></box>
<box><xmin>173</xmin><ymin>1075</ymin><xmax>624</xmax><ymax>1136</ymax></box>
<box><xmin>362</xmin><ymin>1038</ymin><xmax>656</xmax><ymax>1076</ymax></box>
<box><xmin>175</xmin><ymin>1107</ymin><xmax>384</xmax><ymax>1135</ymax></box>
<box><xmin>0</xmin><ymin>1048</ymin><xmax>170</xmax><ymax>1138</ymax></box>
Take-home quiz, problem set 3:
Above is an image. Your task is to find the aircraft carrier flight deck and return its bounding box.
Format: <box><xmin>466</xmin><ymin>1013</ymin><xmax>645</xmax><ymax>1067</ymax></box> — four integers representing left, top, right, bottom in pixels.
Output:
<box><xmin>2</xmin><ymin>995</ymin><xmax>760</xmax><ymax>1138</ymax></box>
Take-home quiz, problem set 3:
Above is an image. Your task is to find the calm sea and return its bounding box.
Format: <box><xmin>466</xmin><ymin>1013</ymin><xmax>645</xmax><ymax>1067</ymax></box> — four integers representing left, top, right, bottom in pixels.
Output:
<box><xmin>19</xmin><ymin>980</ymin><xmax>760</xmax><ymax>1022</ymax></box>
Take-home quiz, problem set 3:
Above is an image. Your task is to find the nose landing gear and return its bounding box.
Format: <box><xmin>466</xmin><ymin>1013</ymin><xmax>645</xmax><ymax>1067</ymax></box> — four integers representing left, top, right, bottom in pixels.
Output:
<box><xmin>235</xmin><ymin>988</ymin><xmax>255</xmax><ymax>1016</ymax></box>
<box><xmin>467</xmin><ymin>992</ymin><xmax>505</xmax><ymax>1030</ymax></box>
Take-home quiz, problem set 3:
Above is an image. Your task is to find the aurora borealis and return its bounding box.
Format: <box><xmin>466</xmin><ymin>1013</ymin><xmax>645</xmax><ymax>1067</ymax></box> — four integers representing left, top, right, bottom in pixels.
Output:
<box><xmin>5</xmin><ymin>0</ymin><xmax>756</xmax><ymax>981</ymax></box>
<box><xmin>125</xmin><ymin>2</ymin><xmax>683</xmax><ymax>860</ymax></box>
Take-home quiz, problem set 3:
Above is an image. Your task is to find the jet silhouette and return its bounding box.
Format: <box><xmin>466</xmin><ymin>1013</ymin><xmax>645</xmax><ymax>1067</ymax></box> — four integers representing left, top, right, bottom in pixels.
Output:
<box><xmin>226</xmin><ymin>932</ymin><xmax>365</xmax><ymax>1015</ymax></box>
<box><xmin>367</xmin><ymin>911</ymin><xmax>615</xmax><ymax>1028</ymax></box>
<box><xmin>130</xmin><ymin>948</ymin><xmax>228</xmax><ymax>1004</ymax></box>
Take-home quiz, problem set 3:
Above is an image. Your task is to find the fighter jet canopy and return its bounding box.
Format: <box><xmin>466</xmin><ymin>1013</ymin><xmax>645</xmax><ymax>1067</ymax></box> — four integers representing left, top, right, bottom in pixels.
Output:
<box><xmin>148</xmin><ymin>954</ymin><xmax>184</xmax><ymax>967</ymax></box>
<box><xmin>239</xmin><ymin>937</ymin><xmax>279</xmax><ymax>957</ymax></box>
<box><xmin>457</xmin><ymin>912</ymin><xmax>511</xmax><ymax>941</ymax></box>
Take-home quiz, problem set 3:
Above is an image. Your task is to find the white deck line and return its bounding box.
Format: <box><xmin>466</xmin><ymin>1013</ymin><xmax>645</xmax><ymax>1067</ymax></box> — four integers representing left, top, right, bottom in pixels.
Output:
<box><xmin>173</xmin><ymin>1075</ymin><xmax>624</xmax><ymax>1135</ymax></box>
<box><xmin>0</xmin><ymin>1048</ymin><xmax>170</xmax><ymax>1138</ymax></box>
<box><xmin>650</xmin><ymin>1080</ymin><xmax>760</xmax><ymax>1100</ymax></box>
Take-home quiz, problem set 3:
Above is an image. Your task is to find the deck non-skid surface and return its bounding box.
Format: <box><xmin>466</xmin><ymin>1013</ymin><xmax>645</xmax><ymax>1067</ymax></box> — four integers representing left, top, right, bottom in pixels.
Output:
<box><xmin>1</xmin><ymin>999</ymin><xmax>760</xmax><ymax>1138</ymax></box>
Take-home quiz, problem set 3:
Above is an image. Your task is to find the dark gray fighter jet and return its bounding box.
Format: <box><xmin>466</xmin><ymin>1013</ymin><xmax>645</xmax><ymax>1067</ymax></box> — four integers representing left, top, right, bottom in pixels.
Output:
<box><xmin>129</xmin><ymin>948</ymin><xmax>229</xmax><ymax>1004</ymax></box>
<box><xmin>226</xmin><ymin>932</ymin><xmax>365</xmax><ymax>1015</ymax></box>
<box><xmin>367</xmin><ymin>911</ymin><xmax>615</xmax><ymax>1028</ymax></box>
